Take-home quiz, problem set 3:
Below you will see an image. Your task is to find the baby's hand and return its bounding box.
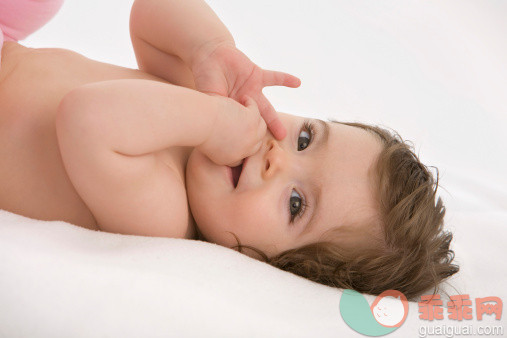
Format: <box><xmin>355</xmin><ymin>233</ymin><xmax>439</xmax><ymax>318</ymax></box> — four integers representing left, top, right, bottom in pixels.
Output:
<box><xmin>191</xmin><ymin>41</ymin><xmax>300</xmax><ymax>141</ymax></box>
<box><xmin>197</xmin><ymin>95</ymin><xmax>266</xmax><ymax>167</ymax></box>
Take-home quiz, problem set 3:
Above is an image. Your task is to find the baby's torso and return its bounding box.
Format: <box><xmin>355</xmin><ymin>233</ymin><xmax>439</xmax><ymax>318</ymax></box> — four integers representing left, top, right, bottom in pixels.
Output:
<box><xmin>0</xmin><ymin>42</ymin><xmax>194</xmax><ymax>236</ymax></box>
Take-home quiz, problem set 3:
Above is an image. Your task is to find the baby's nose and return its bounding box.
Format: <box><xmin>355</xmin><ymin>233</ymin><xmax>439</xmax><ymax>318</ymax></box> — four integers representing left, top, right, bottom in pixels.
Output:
<box><xmin>262</xmin><ymin>140</ymin><xmax>286</xmax><ymax>179</ymax></box>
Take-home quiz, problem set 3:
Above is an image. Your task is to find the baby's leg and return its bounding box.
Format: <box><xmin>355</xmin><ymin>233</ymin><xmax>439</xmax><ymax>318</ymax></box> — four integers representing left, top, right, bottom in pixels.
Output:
<box><xmin>0</xmin><ymin>0</ymin><xmax>64</xmax><ymax>42</ymax></box>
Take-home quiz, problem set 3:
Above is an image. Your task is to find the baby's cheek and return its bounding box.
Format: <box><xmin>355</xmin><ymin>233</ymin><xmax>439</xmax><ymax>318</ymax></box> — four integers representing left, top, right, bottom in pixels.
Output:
<box><xmin>250</xmin><ymin>189</ymin><xmax>276</xmax><ymax>214</ymax></box>
<box><xmin>230</xmin><ymin>193</ymin><xmax>260</xmax><ymax>225</ymax></box>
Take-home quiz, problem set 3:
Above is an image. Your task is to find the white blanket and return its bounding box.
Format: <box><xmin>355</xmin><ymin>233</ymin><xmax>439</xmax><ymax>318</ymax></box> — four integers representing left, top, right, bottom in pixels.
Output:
<box><xmin>2</xmin><ymin>0</ymin><xmax>506</xmax><ymax>336</ymax></box>
<box><xmin>1</xmin><ymin>209</ymin><xmax>506</xmax><ymax>336</ymax></box>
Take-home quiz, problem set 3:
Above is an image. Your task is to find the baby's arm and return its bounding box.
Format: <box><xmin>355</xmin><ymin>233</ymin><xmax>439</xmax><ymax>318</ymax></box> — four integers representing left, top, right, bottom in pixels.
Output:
<box><xmin>129</xmin><ymin>0</ymin><xmax>234</xmax><ymax>88</ymax></box>
<box><xmin>55</xmin><ymin>80</ymin><xmax>261</xmax><ymax>236</ymax></box>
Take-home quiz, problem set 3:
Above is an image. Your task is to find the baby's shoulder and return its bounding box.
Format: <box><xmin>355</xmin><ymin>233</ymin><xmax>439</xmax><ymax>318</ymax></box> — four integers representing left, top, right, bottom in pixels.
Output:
<box><xmin>0</xmin><ymin>42</ymin><xmax>31</xmax><ymax>84</ymax></box>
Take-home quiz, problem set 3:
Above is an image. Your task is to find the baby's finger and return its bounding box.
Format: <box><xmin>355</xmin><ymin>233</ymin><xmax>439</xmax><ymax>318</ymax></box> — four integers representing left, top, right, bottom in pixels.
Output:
<box><xmin>267</xmin><ymin>118</ymin><xmax>287</xmax><ymax>141</ymax></box>
<box><xmin>256</xmin><ymin>94</ymin><xmax>287</xmax><ymax>140</ymax></box>
<box><xmin>262</xmin><ymin>70</ymin><xmax>301</xmax><ymax>88</ymax></box>
<box><xmin>229</xmin><ymin>159</ymin><xmax>244</xmax><ymax>168</ymax></box>
<box><xmin>241</xmin><ymin>95</ymin><xmax>257</xmax><ymax>108</ymax></box>
<box><xmin>242</xmin><ymin>95</ymin><xmax>267</xmax><ymax>145</ymax></box>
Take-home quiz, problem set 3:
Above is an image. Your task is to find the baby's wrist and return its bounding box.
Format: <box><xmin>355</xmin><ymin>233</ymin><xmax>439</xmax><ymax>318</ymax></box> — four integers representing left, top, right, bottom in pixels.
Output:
<box><xmin>189</xmin><ymin>37</ymin><xmax>236</xmax><ymax>70</ymax></box>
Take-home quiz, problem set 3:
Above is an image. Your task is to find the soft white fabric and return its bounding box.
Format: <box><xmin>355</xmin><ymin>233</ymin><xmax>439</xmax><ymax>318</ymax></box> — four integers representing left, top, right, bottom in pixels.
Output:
<box><xmin>1</xmin><ymin>209</ymin><xmax>506</xmax><ymax>336</ymax></box>
<box><xmin>2</xmin><ymin>0</ymin><xmax>506</xmax><ymax>336</ymax></box>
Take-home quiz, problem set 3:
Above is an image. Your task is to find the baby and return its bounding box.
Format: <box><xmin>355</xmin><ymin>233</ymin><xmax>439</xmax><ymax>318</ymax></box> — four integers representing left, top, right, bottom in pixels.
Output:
<box><xmin>0</xmin><ymin>0</ymin><xmax>458</xmax><ymax>300</ymax></box>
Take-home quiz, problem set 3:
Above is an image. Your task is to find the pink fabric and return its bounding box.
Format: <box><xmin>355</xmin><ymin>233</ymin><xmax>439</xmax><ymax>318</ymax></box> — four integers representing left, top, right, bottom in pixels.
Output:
<box><xmin>0</xmin><ymin>20</ymin><xmax>3</xmax><ymax>65</ymax></box>
<box><xmin>0</xmin><ymin>0</ymin><xmax>63</xmax><ymax>65</ymax></box>
<box><xmin>0</xmin><ymin>0</ymin><xmax>64</xmax><ymax>42</ymax></box>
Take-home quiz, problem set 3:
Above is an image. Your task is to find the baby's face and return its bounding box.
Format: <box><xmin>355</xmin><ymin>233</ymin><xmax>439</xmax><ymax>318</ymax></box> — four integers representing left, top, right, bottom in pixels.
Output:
<box><xmin>185</xmin><ymin>112</ymin><xmax>384</xmax><ymax>258</ymax></box>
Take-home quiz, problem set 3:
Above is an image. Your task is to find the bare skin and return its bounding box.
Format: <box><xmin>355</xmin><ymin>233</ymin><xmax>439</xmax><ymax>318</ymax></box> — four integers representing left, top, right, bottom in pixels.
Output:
<box><xmin>0</xmin><ymin>42</ymin><xmax>194</xmax><ymax>235</ymax></box>
<box><xmin>0</xmin><ymin>41</ymin><xmax>383</xmax><ymax>258</ymax></box>
<box><xmin>0</xmin><ymin>0</ymin><xmax>383</xmax><ymax>260</ymax></box>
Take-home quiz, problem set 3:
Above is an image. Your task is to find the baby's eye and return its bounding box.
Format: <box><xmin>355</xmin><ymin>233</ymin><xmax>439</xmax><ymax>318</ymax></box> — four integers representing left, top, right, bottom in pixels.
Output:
<box><xmin>289</xmin><ymin>189</ymin><xmax>305</xmax><ymax>223</ymax></box>
<box><xmin>298</xmin><ymin>130</ymin><xmax>311</xmax><ymax>151</ymax></box>
<box><xmin>298</xmin><ymin>122</ymin><xmax>315</xmax><ymax>151</ymax></box>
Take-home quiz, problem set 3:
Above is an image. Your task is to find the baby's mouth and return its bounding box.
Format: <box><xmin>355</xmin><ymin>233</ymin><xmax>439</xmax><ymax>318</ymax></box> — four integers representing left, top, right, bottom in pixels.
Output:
<box><xmin>231</xmin><ymin>160</ymin><xmax>244</xmax><ymax>188</ymax></box>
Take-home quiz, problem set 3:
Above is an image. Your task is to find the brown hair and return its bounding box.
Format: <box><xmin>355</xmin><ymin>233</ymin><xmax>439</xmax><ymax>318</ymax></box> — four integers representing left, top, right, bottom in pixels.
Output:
<box><xmin>223</xmin><ymin>119</ymin><xmax>459</xmax><ymax>301</ymax></box>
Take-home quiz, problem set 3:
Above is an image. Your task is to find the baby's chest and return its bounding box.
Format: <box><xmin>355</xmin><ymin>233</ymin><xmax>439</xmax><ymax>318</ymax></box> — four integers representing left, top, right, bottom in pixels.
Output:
<box><xmin>0</xmin><ymin>55</ymin><xmax>100</xmax><ymax>227</ymax></box>
<box><xmin>0</xmin><ymin>89</ymin><xmax>100</xmax><ymax>228</ymax></box>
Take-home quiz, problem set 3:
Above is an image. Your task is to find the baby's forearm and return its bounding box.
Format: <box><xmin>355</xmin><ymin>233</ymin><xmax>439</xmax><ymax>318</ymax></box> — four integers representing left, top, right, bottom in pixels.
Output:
<box><xmin>56</xmin><ymin>80</ymin><xmax>225</xmax><ymax>157</ymax></box>
<box><xmin>130</xmin><ymin>0</ymin><xmax>235</xmax><ymax>67</ymax></box>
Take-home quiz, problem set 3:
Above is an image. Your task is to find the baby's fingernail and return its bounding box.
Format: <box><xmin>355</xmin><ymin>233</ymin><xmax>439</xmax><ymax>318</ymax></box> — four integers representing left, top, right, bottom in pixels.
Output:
<box><xmin>255</xmin><ymin>141</ymin><xmax>262</xmax><ymax>153</ymax></box>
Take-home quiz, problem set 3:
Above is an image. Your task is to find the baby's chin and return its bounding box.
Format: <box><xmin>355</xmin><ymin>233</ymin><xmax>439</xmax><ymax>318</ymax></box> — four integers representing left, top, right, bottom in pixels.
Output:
<box><xmin>185</xmin><ymin>149</ymin><xmax>222</xmax><ymax>239</ymax></box>
<box><xmin>185</xmin><ymin>149</ymin><xmax>203</xmax><ymax>212</ymax></box>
